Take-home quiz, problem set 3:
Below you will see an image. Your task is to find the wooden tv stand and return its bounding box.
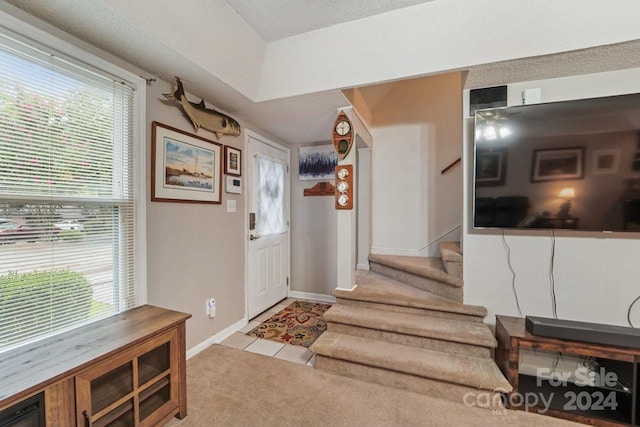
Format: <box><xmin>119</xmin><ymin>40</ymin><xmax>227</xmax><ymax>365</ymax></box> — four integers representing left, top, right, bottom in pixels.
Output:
<box><xmin>495</xmin><ymin>315</ymin><xmax>640</xmax><ymax>427</ymax></box>
<box><xmin>0</xmin><ymin>305</ymin><xmax>191</xmax><ymax>426</ymax></box>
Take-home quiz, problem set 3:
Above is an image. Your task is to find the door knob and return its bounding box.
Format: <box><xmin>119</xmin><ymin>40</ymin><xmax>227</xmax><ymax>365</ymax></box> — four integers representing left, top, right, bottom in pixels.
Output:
<box><xmin>249</xmin><ymin>234</ymin><xmax>261</xmax><ymax>241</ymax></box>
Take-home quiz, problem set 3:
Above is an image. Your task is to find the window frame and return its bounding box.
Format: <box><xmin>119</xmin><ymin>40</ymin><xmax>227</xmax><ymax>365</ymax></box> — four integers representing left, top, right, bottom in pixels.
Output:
<box><xmin>0</xmin><ymin>7</ymin><xmax>147</xmax><ymax>316</ymax></box>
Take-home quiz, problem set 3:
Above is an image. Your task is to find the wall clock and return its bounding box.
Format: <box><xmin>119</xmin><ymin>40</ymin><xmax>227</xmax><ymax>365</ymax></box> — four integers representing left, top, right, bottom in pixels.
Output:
<box><xmin>335</xmin><ymin>119</ymin><xmax>351</xmax><ymax>136</ymax></box>
<box><xmin>332</xmin><ymin>112</ymin><xmax>353</xmax><ymax>160</ymax></box>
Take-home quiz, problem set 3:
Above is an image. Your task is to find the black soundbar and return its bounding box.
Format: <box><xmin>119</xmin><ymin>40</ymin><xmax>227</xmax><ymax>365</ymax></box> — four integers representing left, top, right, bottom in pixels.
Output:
<box><xmin>525</xmin><ymin>316</ymin><xmax>640</xmax><ymax>349</ymax></box>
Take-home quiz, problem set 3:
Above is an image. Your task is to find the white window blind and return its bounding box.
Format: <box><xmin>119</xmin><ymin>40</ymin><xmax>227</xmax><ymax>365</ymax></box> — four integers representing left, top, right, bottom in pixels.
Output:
<box><xmin>0</xmin><ymin>29</ymin><xmax>138</xmax><ymax>352</ymax></box>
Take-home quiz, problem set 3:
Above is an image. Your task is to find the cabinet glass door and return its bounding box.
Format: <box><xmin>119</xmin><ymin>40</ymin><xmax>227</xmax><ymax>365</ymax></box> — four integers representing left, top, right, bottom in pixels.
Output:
<box><xmin>76</xmin><ymin>328</ymin><xmax>179</xmax><ymax>427</ymax></box>
<box><xmin>90</xmin><ymin>362</ymin><xmax>133</xmax><ymax>414</ymax></box>
<box><xmin>92</xmin><ymin>399</ymin><xmax>134</xmax><ymax>427</ymax></box>
<box><xmin>138</xmin><ymin>343</ymin><xmax>169</xmax><ymax>386</ymax></box>
<box><xmin>139</xmin><ymin>378</ymin><xmax>171</xmax><ymax>422</ymax></box>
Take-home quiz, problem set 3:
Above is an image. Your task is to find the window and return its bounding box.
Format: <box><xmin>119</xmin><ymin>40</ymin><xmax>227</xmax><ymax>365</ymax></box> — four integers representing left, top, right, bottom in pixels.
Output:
<box><xmin>256</xmin><ymin>155</ymin><xmax>286</xmax><ymax>236</ymax></box>
<box><xmin>0</xmin><ymin>21</ymin><xmax>145</xmax><ymax>352</ymax></box>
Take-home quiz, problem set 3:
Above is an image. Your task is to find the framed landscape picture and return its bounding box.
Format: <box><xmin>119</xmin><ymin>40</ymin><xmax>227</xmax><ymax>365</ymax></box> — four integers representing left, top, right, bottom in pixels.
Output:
<box><xmin>151</xmin><ymin>121</ymin><xmax>222</xmax><ymax>204</ymax></box>
<box><xmin>298</xmin><ymin>145</ymin><xmax>338</xmax><ymax>181</ymax></box>
<box><xmin>531</xmin><ymin>147</ymin><xmax>584</xmax><ymax>182</ymax></box>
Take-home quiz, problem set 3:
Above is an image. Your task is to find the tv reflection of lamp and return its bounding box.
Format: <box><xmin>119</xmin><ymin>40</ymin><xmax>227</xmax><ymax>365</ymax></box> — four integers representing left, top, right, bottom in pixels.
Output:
<box><xmin>557</xmin><ymin>187</ymin><xmax>575</xmax><ymax>217</ymax></box>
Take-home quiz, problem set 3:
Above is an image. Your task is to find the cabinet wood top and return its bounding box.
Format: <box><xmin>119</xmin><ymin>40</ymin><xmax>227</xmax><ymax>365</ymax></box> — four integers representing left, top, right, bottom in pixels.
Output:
<box><xmin>496</xmin><ymin>314</ymin><xmax>639</xmax><ymax>359</ymax></box>
<box><xmin>0</xmin><ymin>305</ymin><xmax>191</xmax><ymax>408</ymax></box>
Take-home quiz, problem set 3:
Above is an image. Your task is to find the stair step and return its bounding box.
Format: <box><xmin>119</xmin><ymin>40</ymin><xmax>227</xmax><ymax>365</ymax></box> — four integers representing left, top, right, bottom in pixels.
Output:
<box><xmin>325</xmin><ymin>305</ymin><xmax>494</xmax><ymax>357</ymax></box>
<box><xmin>327</xmin><ymin>323</ymin><xmax>491</xmax><ymax>357</ymax></box>
<box><xmin>439</xmin><ymin>242</ymin><xmax>463</xmax><ymax>263</ymax></box>
<box><xmin>369</xmin><ymin>254</ymin><xmax>464</xmax><ymax>288</ymax></box>
<box><xmin>369</xmin><ymin>254</ymin><xmax>462</xmax><ymax>287</ymax></box>
<box><xmin>334</xmin><ymin>270</ymin><xmax>485</xmax><ymax>322</ymax></box>
<box><xmin>442</xmin><ymin>261</ymin><xmax>463</xmax><ymax>279</ymax></box>
<box><xmin>311</xmin><ymin>332</ymin><xmax>512</xmax><ymax>394</ymax></box>
<box><xmin>439</xmin><ymin>242</ymin><xmax>463</xmax><ymax>279</ymax></box>
<box><xmin>314</xmin><ymin>356</ymin><xmax>507</xmax><ymax>409</ymax></box>
<box><xmin>369</xmin><ymin>255</ymin><xmax>463</xmax><ymax>302</ymax></box>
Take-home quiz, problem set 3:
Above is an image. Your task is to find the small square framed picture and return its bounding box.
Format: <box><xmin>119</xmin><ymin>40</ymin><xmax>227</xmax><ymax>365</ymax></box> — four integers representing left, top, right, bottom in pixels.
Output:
<box><xmin>224</xmin><ymin>146</ymin><xmax>241</xmax><ymax>176</ymax></box>
<box><xmin>592</xmin><ymin>149</ymin><xmax>620</xmax><ymax>175</ymax></box>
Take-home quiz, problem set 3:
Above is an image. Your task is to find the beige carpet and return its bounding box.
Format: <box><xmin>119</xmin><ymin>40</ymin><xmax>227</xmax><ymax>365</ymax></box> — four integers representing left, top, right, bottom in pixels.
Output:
<box><xmin>166</xmin><ymin>345</ymin><xmax>580</xmax><ymax>427</ymax></box>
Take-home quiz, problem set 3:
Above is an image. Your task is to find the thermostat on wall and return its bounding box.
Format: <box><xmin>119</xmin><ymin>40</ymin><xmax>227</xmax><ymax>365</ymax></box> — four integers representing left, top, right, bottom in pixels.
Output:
<box><xmin>226</xmin><ymin>175</ymin><xmax>242</xmax><ymax>194</ymax></box>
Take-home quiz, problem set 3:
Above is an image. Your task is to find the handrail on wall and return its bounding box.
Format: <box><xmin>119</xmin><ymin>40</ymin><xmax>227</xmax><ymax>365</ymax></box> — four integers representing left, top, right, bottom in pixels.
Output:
<box><xmin>441</xmin><ymin>157</ymin><xmax>461</xmax><ymax>175</ymax></box>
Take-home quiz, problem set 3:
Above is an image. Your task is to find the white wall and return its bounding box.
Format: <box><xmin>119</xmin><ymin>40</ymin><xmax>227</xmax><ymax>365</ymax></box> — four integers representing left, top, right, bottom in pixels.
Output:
<box><xmin>357</xmin><ymin>148</ymin><xmax>372</xmax><ymax>269</ymax></box>
<box><xmin>102</xmin><ymin>0</ymin><xmax>266</xmax><ymax>98</ymax></box>
<box><xmin>370</xmin><ymin>73</ymin><xmax>463</xmax><ymax>256</ymax></box>
<box><xmin>372</xmin><ymin>124</ymin><xmax>431</xmax><ymax>255</ymax></box>
<box><xmin>258</xmin><ymin>0</ymin><xmax>640</xmax><ymax>101</ymax></box>
<box><xmin>290</xmin><ymin>145</ymin><xmax>338</xmax><ymax>297</ymax></box>
<box><xmin>463</xmin><ymin>68</ymin><xmax>640</xmax><ymax>327</ymax></box>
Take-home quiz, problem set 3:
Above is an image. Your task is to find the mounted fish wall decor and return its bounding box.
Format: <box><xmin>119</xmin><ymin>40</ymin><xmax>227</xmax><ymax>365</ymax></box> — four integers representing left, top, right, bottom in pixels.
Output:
<box><xmin>163</xmin><ymin>77</ymin><xmax>241</xmax><ymax>139</ymax></box>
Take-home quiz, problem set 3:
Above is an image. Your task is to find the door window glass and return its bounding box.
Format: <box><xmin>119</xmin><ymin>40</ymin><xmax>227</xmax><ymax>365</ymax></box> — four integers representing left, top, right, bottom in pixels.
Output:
<box><xmin>256</xmin><ymin>156</ymin><xmax>286</xmax><ymax>236</ymax></box>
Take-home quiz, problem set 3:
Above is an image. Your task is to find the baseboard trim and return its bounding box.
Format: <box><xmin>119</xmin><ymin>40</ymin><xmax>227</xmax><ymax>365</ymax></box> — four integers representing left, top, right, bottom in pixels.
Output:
<box><xmin>356</xmin><ymin>263</ymin><xmax>370</xmax><ymax>271</ymax></box>
<box><xmin>370</xmin><ymin>246</ymin><xmax>422</xmax><ymax>257</ymax></box>
<box><xmin>186</xmin><ymin>317</ymin><xmax>247</xmax><ymax>360</ymax></box>
<box><xmin>289</xmin><ymin>290</ymin><xmax>336</xmax><ymax>304</ymax></box>
<box><xmin>371</xmin><ymin>225</ymin><xmax>462</xmax><ymax>258</ymax></box>
<box><xmin>333</xmin><ymin>284</ymin><xmax>358</xmax><ymax>292</ymax></box>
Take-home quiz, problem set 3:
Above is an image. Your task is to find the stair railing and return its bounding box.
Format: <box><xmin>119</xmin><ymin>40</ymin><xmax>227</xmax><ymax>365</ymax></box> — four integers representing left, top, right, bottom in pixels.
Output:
<box><xmin>441</xmin><ymin>157</ymin><xmax>461</xmax><ymax>175</ymax></box>
<box><xmin>420</xmin><ymin>224</ymin><xmax>462</xmax><ymax>256</ymax></box>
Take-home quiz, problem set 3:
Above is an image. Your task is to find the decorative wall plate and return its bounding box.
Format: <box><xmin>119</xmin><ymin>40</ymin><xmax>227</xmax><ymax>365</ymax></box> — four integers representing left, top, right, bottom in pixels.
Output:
<box><xmin>335</xmin><ymin>165</ymin><xmax>353</xmax><ymax>210</ymax></box>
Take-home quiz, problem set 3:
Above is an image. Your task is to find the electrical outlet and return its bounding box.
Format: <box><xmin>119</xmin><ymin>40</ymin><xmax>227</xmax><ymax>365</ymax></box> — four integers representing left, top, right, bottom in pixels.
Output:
<box><xmin>207</xmin><ymin>298</ymin><xmax>216</xmax><ymax>318</ymax></box>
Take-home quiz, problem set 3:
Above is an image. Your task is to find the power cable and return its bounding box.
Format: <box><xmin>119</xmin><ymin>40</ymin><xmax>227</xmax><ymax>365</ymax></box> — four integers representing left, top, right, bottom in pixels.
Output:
<box><xmin>501</xmin><ymin>229</ymin><xmax>522</xmax><ymax>317</ymax></box>
<box><xmin>549</xmin><ymin>230</ymin><xmax>558</xmax><ymax>319</ymax></box>
<box><xmin>628</xmin><ymin>295</ymin><xmax>640</xmax><ymax>327</ymax></box>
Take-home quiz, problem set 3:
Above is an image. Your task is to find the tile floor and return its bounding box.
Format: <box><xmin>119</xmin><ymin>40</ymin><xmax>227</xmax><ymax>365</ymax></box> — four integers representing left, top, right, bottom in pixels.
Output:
<box><xmin>219</xmin><ymin>298</ymin><xmax>317</xmax><ymax>367</ymax></box>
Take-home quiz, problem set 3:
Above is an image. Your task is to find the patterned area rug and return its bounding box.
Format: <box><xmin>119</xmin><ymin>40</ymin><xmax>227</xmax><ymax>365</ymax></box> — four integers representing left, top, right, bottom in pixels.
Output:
<box><xmin>247</xmin><ymin>300</ymin><xmax>331</xmax><ymax>347</ymax></box>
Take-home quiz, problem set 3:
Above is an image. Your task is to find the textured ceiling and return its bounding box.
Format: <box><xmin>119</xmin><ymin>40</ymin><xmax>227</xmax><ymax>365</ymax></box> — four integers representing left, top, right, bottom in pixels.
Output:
<box><xmin>226</xmin><ymin>0</ymin><xmax>435</xmax><ymax>41</ymax></box>
<box><xmin>464</xmin><ymin>39</ymin><xmax>640</xmax><ymax>89</ymax></box>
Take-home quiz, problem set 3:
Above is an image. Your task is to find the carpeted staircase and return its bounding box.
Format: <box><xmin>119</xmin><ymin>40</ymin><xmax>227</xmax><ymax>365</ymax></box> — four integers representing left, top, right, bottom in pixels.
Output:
<box><xmin>310</xmin><ymin>242</ymin><xmax>511</xmax><ymax>408</ymax></box>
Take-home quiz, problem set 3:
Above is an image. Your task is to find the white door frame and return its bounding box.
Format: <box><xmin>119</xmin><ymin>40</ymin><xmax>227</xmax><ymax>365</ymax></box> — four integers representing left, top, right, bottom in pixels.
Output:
<box><xmin>243</xmin><ymin>129</ymin><xmax>291</xmax><ymax>320</ymax></box>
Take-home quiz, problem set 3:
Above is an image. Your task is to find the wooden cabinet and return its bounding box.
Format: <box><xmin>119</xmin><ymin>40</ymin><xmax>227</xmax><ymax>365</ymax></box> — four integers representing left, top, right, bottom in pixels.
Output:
<box><xmin>496</xmin><ymin>315</ymin><xmax>640</xmax><ymax>427</ymax></box>
<box><xmin>0</xmin><ymin>305</ymin><xmax>190</xmax><ymax>427</ymax></box>
<box><xmin>76</xmin><ymin>328</ymin><xmax>181</xmax><ymax>427</ymax></box>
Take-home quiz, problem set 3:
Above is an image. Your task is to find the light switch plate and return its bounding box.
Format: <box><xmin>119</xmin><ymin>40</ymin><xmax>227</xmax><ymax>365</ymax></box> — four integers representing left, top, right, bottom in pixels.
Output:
<box><xmin>227</xmin><ymin>199</ymin><xmax>236</xmax><ymax>213</ymax></box>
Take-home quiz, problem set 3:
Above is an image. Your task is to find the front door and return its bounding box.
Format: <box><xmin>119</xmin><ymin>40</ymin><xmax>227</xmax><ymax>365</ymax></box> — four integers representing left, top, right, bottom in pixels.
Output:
<box><xmin>246</xmin><ymin>132</ymin><xmax>290</xmax><ymax>318</ymax></box>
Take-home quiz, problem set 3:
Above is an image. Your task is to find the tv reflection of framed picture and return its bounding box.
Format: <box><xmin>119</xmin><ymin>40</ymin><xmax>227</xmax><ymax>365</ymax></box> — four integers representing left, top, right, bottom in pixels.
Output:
<box><xmin>151</xmin><ymin>121</ymin><xmax>222</xmax><ymax>204</ymax></box>
<box><xmin>224</xmin><ymin>146</ymin><xmax>242</xmax><ymax>177</ymax></box>
<box><xmin>531</xmin><ymin>147</ymin><xmax>584</xmax><ymax>182</ymax></box>
<box><xmin>476</xmin><ymin>148</ymin><xmax>507</xmax><ymax>187</ymax></box>
<box><xmin>592</xmin><ymin>149</ymin><xmax>620</xmax><ymax>175</ymax></box>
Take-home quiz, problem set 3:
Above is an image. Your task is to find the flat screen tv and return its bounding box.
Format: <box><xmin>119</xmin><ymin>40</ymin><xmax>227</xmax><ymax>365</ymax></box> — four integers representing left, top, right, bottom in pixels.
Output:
<box><xmin>473</xmin><ymin>93</ymin><xmax>640</xmax><ymax>232</ymax></box>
